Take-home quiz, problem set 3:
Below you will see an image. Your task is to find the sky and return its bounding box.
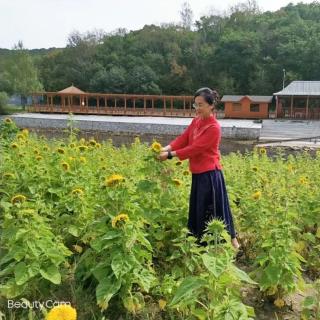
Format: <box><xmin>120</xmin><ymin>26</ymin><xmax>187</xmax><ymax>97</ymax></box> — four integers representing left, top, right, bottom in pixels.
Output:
<box><xmin>0</xmin><ymin>0</ymin><xmax>317</xmax><ymax>49</ymax></box>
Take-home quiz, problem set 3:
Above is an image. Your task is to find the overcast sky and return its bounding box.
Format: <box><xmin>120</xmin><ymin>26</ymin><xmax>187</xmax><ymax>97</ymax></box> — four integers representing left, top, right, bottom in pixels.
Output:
<box><xmin>0</xmin><ymin>0</ymin><xmax>316</xmax><ymax>49</ymax></box>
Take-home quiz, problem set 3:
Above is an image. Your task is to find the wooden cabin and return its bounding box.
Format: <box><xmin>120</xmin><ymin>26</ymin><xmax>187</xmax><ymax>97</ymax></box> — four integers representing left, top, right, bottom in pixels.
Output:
<box><xmin>221</xmin><ymin>95</ymin><xmax>273</xmax><ymax>119</ymax></box>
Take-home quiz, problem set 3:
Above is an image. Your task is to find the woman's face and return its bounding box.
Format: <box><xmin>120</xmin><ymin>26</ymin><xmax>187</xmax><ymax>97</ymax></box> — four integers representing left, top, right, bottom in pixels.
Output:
<box><xmin>194</xmin><ymin>95</ymin><xmax>213</xmax><ymax>118</ymax></box>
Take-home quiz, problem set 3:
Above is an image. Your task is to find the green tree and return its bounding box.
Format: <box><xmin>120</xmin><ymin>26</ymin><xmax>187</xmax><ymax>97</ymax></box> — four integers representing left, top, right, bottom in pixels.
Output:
<box><xmin>6</xmin><ymin>41</ymin><xmax>43</xmax><ymax>108</ymax></box>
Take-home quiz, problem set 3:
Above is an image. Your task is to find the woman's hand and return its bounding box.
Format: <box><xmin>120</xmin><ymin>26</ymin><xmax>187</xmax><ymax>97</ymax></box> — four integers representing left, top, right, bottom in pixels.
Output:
<box><xmin>158</xmin><ymin>151</ymin><xmax>169</xmax><ymax>161</ymax></box>
<box><xmin>161</xmin><ymin>145</ymin><xmax>172</xmax><ymax>152</ymax></box>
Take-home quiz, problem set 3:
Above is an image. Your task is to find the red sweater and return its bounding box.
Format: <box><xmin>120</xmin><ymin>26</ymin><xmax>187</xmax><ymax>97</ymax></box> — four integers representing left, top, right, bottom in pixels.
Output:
<box><xmin>169</xmin><ymin>114</ymin><xmax>223</xmax><ymax>174</ymax></box>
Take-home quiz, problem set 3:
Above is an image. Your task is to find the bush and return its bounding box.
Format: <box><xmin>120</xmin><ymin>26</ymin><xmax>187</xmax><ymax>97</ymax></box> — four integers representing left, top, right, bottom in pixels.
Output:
<box><xmin>0</xmin><ymin>91</ymin><xmax>9</xmax><ymax>114</ymax></box>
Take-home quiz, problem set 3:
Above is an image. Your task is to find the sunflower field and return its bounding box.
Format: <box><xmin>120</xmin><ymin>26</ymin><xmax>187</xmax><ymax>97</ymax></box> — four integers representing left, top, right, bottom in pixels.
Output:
<box><xmin>0</xmin><ymin>117</ymin><xmax>319</xmax><ymax>320</ymax></box>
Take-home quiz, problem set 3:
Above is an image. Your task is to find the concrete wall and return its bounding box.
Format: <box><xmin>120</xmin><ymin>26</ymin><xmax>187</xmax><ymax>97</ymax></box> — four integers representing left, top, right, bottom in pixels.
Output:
<box><xmin>10</xmin><ymin>114</ymin><xmax>261</xmax><ymax>140</ymax></box>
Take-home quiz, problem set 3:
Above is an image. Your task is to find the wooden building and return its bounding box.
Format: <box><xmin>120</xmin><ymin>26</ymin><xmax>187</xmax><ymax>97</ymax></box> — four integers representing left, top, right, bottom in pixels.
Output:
<box><xmin>29</xmin><ymin>85</ymin><xmax>201</xmax><ymax>118</ymax></box>
<box><xmin>221</xmin><ymin>95</ymin><xmax>273</xmax><ymax>119</ymax></box>
<box><xmin>274</xmin><ymin>81</ymin><xmax>320</xmax><ymax>119</ymax></box>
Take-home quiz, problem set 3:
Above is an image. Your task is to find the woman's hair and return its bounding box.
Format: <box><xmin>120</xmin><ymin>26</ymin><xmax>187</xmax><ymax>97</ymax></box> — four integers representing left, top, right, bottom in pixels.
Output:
<box><xmin>194</xmin><ymin>87</ymin><xmax>220</xmax><ymax>106</ymax></box>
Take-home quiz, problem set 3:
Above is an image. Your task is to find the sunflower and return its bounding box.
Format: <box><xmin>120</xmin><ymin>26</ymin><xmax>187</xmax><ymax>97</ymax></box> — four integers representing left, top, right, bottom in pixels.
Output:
<box><xmin>21</xmin><ymin>128</ymin><xmax>29</xmax><ymax>137</ymax></box>
<box><xmin>61</xmin><ymin>161</ymin><xmax>70</xmax><ymax>171</ymax></box>
<box><xmin>89</xmin><ymin>139</ymin><xmax>97</xmax><ymax>146</ymax></box>
<box><xmin>71</xmin><ymin>188</ymin><xmax>84</xmax><ymax>196</ymax></box>
<box><xmin>4</xmin><ymin>117</ymin><xmax>13</xmax><ymax>124</ymax></box>
<box><xmin>299</xmin><ymin>176</ymin><xmax>309</xmax><ymax>185</ymax></box>
<box><xmin>96</xmin><ymin>143</ymin><xmax>101</xmax><ymax>148</ymax></box>
<box><xmin>151</xmin><ymin>141</ymin><xmax>162</xmax><ymax>153</ymax></box>
<box><xmin>183</xmin><ymin>170</ymin><xmax>190</xmax><ymax>176</ymax></box>
<box><xmin>78</xmin><ymin>145</ymin><xmax>88</xmax><ymax>152</ymax></box>
<box><xmin>34</xmin><ymin>149</ymin><xmax>40</xmax><ymax>155</ymax></box>
<box><xmin>274</xmin><ymin>298</ymin><xmax>285</xmax><ymax>308</ymax></box>
<box><xmin>57</xmin><ymin>148</ymin><xmax>65</xmax><ymax>154</ymax></box>
<box><xmin>252</xmin><ymin>191</ymin><xmax>262</xmax><ymax>200</ymax></box>
<box><xmin>11</xmin><ymin>194</ymin><xmax>27</xmax><ymax>204</ymax></box>
<box><xmin>72</xmin><ymin>244</ymin><xmax>83</xmax><ymax>253</ymax></box>
<box><xmin>36</xmin><ymin>155</ymin><xmax>43</xmax><ymax>161</ymax></box>
<box><xmin>79</xmin><ymin>156</ymin><xmax>87</xmax><ymax>163</ymax></box>
<box><xmin>111</xmin><ymin>213</ymin><xmax>129</xmax><ymax>228</ymax></box>
<box><xmin>259</xmin><ymin>147</ymin><xmax>267</xmax><ymax>155</ymax></box>
<box><xmin>10</xmin><ymin>143</ymin><xmax>18</xmax><ymax>149</ymax></box>
<box><xmin>43</xmin><ymin>146</ymin><xmax>49</xmax><ymax>152</ymax></box>
<box><xmin>175</xmin><ymin>160</ymin><xmax>182</xmax><ymax>166</ymax></box>
<box><xmin>16</xmin><ymin>133</ymin><xmax>26</xmax><ymax>140</ymax></box>
<box><xmin>252</xmin><ymin>166</ymin><xmax>258</xmax><ymax>172</ymax></box>
<box><xmin>158</xmin><ymin>299</ymin><xmax>167</xmax><ymax>310</ymax></box>
<box><xmin>69</xmin><ymin>143</ymin><xmax>76</xmax><ymax>148</ymax></box>
<box><xmin>172</xmin><ymin>178</ymin><xmax>182</xmax><ymax>186</ymax></box>
<box><xmin>3</xmin><ymin>172</ymin><xmax>15</xmax><ymax>179</ymax></box>
<box><xmin>46</xmin><ymin>304</ymin><xmax>77</xmax><ymax>320</ymax></box>
<box><xmin>105</xmin><ymin>174</ymin><xmax>125</xmax><ymax>187</ymax></box>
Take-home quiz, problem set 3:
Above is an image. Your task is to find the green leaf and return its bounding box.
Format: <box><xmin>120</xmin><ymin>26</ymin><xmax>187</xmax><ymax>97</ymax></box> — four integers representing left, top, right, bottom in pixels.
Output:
<box><xmin>39</xmin><ymin>264</ymin><xmax>61</xmax><ymax>284</ymax></box>
<box><xmin>96</xmin><ymin>276</ymin><xmax>121</xmax><ymax>307</ymax></box>
<box><xmin>169</xmin><ymin>276</ymin><xmax>206</xmax><ymax>307</ymax></box>
<box><xmin>111</xmin><ymin>253</ymin><xmax>132</xmax><ymax>279</ymax></box>
<box><xmin>202</xmin><ymin>253</ymin><xmax>225</xmax><ymax>278</ymax></box>
<box><xmin>231</xmin><ymin>265</ymin><xmax>257</xmax><ymax>285</ymax></box>
<box><xmin>67</xmin><ymin>225</ymin><xmax>79</xmax><ymax>237</ymax></box>
<box><xmin>14</xmin><ymin>262</ymin><xmax>30</xmax><ymax>285</ymax></box>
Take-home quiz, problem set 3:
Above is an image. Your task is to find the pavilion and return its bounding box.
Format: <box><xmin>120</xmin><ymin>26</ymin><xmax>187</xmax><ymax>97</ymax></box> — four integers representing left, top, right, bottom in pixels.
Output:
<box><xmin>274</xmin><ymin>81</ymin><xmax>320</xmax><ymax>119</ymax></box>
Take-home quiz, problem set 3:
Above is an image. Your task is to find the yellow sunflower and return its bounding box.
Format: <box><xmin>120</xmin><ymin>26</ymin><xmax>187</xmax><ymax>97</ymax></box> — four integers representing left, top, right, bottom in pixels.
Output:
<box><xmin>111</xmin><ymin>213</ymin><xmax>129</xmax><ymax>228</ymax></box>
<box><xmin>57</xmin><ymin>148</ymin><xmax>65</xmax><ymax>154</ymax></box>
<box><xmin>252</xmin><ymin>166</ymin><xmax>258</xmax><ymax>172</ymax></box>
<box><xmin>36</xmin><ymin>155</ymin><xmax>43</xmax><ymax>161</ymax></box>
<box><xmin>105</xmin><ymin>174</ymin><xmax>125</xmax><ymax>187</ymax></box>
<box><xmin>183</xmin><ymin>170</ymin><xmax>190</xmax><ymax>176</ymax></box>
<box><xmin>4</xmin><ymin>117</ymin><xmax>13</xmax><ymax>124</ymax></box>
<box><xmin>11</xmin><ymin>194</ymin><xmax>27</xmax><ymax>204</ymax></box>
<box><xmin>172</xmin><ymin>178</ymin><xmax>182</xmax><ymax>186</ymax></box>
<box><xmin>151</xmin><ymin>141</ymin><xmax>162</xmax><ymax>153</ymax></box>
<box><xmin>71</xmin><ymin>188</ymin><xmax>84</xmax><ymax>196</ymax></box>
<box><xmin>72</xmin><ymin>244</ymin><xmax>83</xmax><ymax>253</ymax></box>
<box><xmin>46</xmin><ymin>304</ymin><xmax>77</xmax><ymax>320</ymax></box>
<box><xmin>175</xmin><ymin>160</ymin><xmax>182</xmax><ymax>166</ymax></box>
<box><xmin>3</xmin><ymin>172</ymin><xmax>15</xmax><ymax>179</ymax></box>
<box><xmin>79</xmin><ymin>156</ymin><xmax>87</xmax><ymax>163</ymax></box>
<box><xmin>16</xmin><ymin>133</ymin><xmax>25</xmax><ymax>140</ymax></box>
<box><xmin>78</xmin><ymin>145</ymin><xmax>88</xmax><ymax>152</ymax></box>
<box><xmin>61</xmin><ymin>162</ymin><xmax>70</xmax><ymax>171</ymax></box>
<box><xmin>21</xmin><ymin>128</ymin><xmax>29</xmax><ymax>137</ymax></box>
<box><xmin>299</xmin><ymin>176</ymin><xmax>309</xmax><ymax>185</ymax></box>
<box><xmin>252</xmin><ymin>191</ymin><xmax>262</xmax><ymax>200</ymax></box>
<box><xmin>10</xmin><ymin>143</ymin><xmax>18</xmax><ymax>149</ymax></box>
<box><xmin>259</xmin><ymin>147</ymin><xmax>267</xmax><ymax>155</ymax></box>
<box><xmin>274</xmin><ymin>298</ymin><xmax>285</xmax><ymax>308</ymax></box>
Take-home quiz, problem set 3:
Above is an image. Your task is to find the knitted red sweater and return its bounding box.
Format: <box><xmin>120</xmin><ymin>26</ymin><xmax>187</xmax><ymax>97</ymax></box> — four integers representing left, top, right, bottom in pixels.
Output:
<box><xmin>169</xmin><ymin>114</ymin><xmax>223</xmax><ymax>174</ymax></box>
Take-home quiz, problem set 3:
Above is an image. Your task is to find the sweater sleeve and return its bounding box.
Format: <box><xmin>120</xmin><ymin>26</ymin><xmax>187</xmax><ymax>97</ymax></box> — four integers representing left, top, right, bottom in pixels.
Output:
<box><xmin>169</xmin><ymin>119</ymin><xmax>194</xmax><ymax>151</ymax></box>
<box><xmin>175</xmin><ymin>124</ymin><xmax>220</xmax><ymax>160</ymax></box>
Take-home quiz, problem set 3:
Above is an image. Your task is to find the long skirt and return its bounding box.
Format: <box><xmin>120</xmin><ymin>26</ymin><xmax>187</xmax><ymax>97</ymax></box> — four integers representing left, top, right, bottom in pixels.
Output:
<box><xmin>188</xmin><ymin>169</ymin><xmax>237</xmax><ymax>243</ymax></box>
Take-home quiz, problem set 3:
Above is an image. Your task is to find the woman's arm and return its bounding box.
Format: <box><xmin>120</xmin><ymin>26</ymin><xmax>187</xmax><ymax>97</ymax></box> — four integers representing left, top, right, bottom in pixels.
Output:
<box><xmin>162</xmin><ymin>119</ymin><xmax>195</xmax><ymax>152</ymax></box>
<box><xmin>175</xmin><ymin>125</ymin><xmax>221</xmax><ymax>160</ymax></box>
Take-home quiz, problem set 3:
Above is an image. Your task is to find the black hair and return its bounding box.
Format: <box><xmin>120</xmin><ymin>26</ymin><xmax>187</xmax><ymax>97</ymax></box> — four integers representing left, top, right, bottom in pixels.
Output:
<box><xmin>194</xmin><ymin>87</ymin><xmax>220</xmax><ymax>106</ymax></box>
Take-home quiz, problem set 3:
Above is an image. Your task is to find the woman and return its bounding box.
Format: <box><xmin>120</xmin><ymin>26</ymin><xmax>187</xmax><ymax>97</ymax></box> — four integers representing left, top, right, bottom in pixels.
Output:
<box><xmin>158</xmin><ymin>87</ymin><xmax>240</xmax><ymax>249</ymax></box>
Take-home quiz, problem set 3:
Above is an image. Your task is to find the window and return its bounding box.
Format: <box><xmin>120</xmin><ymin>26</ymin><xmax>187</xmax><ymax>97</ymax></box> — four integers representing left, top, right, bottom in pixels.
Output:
<box><xmin>250</xmin><ymin>104</ymin><xmax>260</xmax><ymax>112</ymax></box>
<box><xmin>232</xmin><ymin>103</ymin><xmax>242</xmax><ymax>111</ymax></box>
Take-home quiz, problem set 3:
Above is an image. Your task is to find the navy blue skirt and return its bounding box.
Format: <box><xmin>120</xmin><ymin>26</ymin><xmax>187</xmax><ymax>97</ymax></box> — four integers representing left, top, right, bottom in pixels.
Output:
<box><xmin>188</xmin><ymin>169</ymin><xmax>237</xmax><ymax>242</ymax></box>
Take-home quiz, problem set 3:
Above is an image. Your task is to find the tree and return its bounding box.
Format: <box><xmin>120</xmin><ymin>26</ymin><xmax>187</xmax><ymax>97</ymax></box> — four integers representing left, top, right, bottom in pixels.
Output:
<box><xmin>7</xmin><ymin>41</ymin><xmax>43</xmax><ymax>108</ymax></box>
<box><xmin>180</xmin><ymin>2</ymin><xmax>194</xmax><ymax>30</ymax></box>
